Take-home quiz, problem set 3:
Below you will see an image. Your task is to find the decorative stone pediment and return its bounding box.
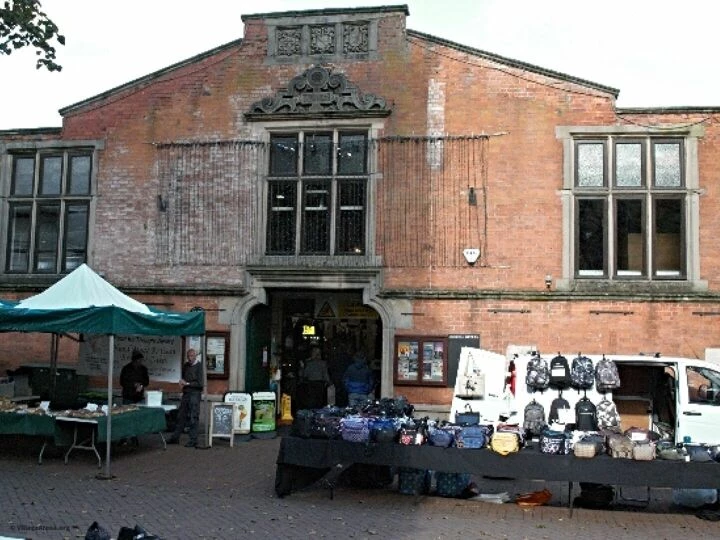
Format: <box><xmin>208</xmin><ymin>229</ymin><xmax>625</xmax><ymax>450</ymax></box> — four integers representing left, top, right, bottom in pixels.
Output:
<box><xmin>245</xmin><ymin>65</ymin><xmax>390</xmax><ymax>121</ymax></box>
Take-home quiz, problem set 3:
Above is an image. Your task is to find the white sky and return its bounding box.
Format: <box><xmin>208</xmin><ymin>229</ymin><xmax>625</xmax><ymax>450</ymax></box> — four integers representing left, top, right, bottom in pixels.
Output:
<box><xmin>2</xmin><ymin>0</ymin><xmax>718</xmax><ymax>130</ymax></box>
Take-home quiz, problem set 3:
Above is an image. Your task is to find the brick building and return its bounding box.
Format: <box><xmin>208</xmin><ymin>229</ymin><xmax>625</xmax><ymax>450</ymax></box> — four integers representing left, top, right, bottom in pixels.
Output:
<box><xmin>1</xmin><ymin>5</ymin><xmax>719</xmax><ymax>413</ymax></box>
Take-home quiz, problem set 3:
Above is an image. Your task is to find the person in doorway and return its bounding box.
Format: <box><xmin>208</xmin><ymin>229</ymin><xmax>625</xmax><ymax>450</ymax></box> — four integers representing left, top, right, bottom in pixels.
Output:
<box><xmin>120</xmin><ymin>349</ymin><xmax>149</xmax><ymax>404</ymax></box>
<box><xmin>167</xmin><ymin>348</ymin><xmax>204</xmax><ymax>448</ymax></box>
<box><xmin>343</xmin><ymin>351</ymin><xmax>375</xmax><ymax>407</ymax></box>
<box><xmin>302</xmin><ymin>346</ymin><xmax>330</xmax><ymax>383</ymax></box>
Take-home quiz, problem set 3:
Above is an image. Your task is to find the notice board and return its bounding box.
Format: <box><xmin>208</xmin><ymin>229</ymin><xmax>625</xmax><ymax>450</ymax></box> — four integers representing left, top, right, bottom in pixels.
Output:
<box><xmin>78</xmin><ymin>335</ymin><xmax>183</xmax><ymax>382</ymax></box>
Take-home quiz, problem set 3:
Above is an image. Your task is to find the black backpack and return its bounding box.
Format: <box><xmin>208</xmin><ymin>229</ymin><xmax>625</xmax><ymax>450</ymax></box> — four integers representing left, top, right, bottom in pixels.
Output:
<box><xmin>548</xmin><ymin>395</ymin><xmax>571</xmax><ymax>424</ymax></box>
<box><xmin>575</xmin><ymin>397</ymin><xmax>598</xmax><ymax>431</ymax></box>
<box><xmin>571</xmin><ymin>355</ymin><xmax>595</xmax><ymax>390</ymax></box>
<box><xmin>549</xmin><ymin>354</ymin><xmax>571</xmax><ymax>389</ymax></box>
<box><xmin>523</xmin><ymin>400</ymin><xmax>546</xmax><ymax>437</ymax></box>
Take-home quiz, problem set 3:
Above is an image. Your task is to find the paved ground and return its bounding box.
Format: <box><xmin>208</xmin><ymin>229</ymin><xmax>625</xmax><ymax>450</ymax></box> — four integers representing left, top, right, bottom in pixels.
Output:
<box><xmin>0</xmin><ymin>429</ymin><xmax>719</xmax><ymax>540</ymax></box>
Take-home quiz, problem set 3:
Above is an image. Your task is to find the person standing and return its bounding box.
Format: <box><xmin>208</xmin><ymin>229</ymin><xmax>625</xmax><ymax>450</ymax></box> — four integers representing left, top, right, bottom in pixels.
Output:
<box><xmin>343</xmin><ymin>351</ymin><xmax>374</xmax><ymax>407</ymax></box>
<box><xmin>120</xmin><ymin>349</ymin><xmax>149</xmax><ymax>404</ymax></box>
<box><xmin>168</xmin><ymin>348</ymin><xmax>204</xmax><ymax>448</ymax></box>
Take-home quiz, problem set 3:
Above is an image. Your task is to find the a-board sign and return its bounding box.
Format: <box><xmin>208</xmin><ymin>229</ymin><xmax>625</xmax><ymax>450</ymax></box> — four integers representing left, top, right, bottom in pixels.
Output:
<box><xmin>78</xmin><ymin>335</ymin><xmax>183</xmax><ymax>382</ymax></box>
<box><xmin>224</xmin><ymin>392</ymin><xmax>252</xmax><ymax>434</ymax></box>
<box><xmin>209</xmin><ymin>402</ymin><xmax>236</xmax><ymax>447</ymax></box>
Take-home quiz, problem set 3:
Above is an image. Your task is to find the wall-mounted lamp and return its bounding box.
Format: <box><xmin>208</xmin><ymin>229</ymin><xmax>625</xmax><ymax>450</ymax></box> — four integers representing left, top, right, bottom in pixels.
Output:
<box><xmin>463</xmin><ymin>248</ymin><xmax>480</xmax><ymax>266</ymax></box>
<box><xmin>468</xmin><ymin>186</ymin><xmax>477</xmax><ymax>206</ymax></box>
<box><xmin>544</xmin><ymin>274</ymin><xmax>553</xmax><ymax>289</ymax></box>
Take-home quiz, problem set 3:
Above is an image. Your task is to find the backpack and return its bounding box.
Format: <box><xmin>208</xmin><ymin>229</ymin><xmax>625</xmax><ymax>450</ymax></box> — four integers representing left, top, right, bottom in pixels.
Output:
<box><xmin>596</xmin><ymin>398</ymin><xmax>621</xmax><ymax>429</ymax></box>
<box><xmin>525</xmin><ymin>353</ymin><xmax>550</xmax><ymax>390</ymax></box>
<box><xmin>595</xmin><ymin>355</ymin><xmax>621</xmax><ymax>392</ymax></box>
<box><xmin>575</xmin><ymin>397</ymin><xmax>598</xmax><ymax>431</ymax></box>
<box><xmin>549</xmin><ymin>354</ymin><xmax>571</xmax><ymax>389</ymax></box>
<box><xmin>548</xmin><ymin>395</ymin><xmax>571</xmax><ymax>424</ymax></box>
<box><xmin>523</xmin><ymin>400</ymin><xmax>547</xmax><ymax>437</ymax></box>
<box><xmin>571</xmin><ymin>355</ymin><xmax>595</xmax><ymax>390</ymax></box>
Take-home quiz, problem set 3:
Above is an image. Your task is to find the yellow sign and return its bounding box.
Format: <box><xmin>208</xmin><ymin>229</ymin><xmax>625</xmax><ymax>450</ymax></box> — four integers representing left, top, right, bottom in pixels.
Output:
<box><xmin>302</xmin><ymin>325</ymin><xmax>316</xmax><ymax>336</ymax></box>
<box><xmin>339</xmin><ymin>304</ymin><xmax>377</xmax><ymax>319</ymax></box>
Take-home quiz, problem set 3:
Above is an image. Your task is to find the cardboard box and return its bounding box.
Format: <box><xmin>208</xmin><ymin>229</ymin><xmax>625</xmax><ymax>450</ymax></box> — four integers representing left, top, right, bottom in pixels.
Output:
<box><xmin>145</xmin><ymin>391</ymin><xmax>163</xmax><ymax>407</ymax></box>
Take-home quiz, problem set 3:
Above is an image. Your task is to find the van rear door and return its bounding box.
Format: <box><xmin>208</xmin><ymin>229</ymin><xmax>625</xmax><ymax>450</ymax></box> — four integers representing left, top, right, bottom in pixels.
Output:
<box><xmin>677</xmin><ymin>361</ymin><xmax>720</xmax><ymax>445</ymax></box>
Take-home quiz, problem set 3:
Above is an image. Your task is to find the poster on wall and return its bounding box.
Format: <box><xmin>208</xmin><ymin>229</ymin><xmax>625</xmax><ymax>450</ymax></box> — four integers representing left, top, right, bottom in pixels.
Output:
<box><xmin>78</xmin><ymin>335</ymin><xmax>182</xmax><ymax>381</ymax></box>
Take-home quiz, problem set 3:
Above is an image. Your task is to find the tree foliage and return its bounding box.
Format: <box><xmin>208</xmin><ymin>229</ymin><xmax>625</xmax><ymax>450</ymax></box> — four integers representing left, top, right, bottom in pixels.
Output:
<box><xmin>0</xmin><ymin>0</ymin><xmax>64</xmax><ymax>71</ymax></box>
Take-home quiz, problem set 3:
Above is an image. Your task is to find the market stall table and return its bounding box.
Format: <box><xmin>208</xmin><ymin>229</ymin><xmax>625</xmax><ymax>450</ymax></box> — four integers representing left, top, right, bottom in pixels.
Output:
<box><xmin>54</xmin><ymin>407</ymin><xmax>168</xmax><ymax>467</ymax></box>
<box><xmin>275</xmin><ymin>436</ymin><xmax>720</xmax><ymax>510</ymax></box>
<box><xmin>0</xmin><ymin>411</ymin><xmax>55</xmax><ymax>463</ymax></box>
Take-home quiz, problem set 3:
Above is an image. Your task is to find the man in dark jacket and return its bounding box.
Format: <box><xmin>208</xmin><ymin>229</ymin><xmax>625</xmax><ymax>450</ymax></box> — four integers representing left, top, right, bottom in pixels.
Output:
<box><xmin>343</xmin><ymin>351</ymin><xmax>374</xmax><ymax>407</ymax></box>
<box><xmin>167</xmin><ymin>348</ymin><xmax>204</xmax><ymax>447</ymax></box>
<box><xmin>120</xmin><ymin>349</ymin><xmax>149</xmax><ymax>404</ymax></box>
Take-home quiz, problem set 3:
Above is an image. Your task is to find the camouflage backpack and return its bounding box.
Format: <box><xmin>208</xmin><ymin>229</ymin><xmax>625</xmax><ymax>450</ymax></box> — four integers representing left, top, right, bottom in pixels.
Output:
<box><xmin>571</xmin><ymin>355</ymin><xmax>595</xmax><ymax>390</ymax></box>
<box><xmin>525</xmin><ymin>352</ymin><xmax>550</xmax><ymax>390</ymax></box>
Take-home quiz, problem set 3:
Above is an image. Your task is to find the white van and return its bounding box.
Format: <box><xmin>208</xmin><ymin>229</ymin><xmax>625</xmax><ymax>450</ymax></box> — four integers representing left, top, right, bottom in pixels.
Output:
<box><xmin>452</xmin><ymin>349</ymin><xmax>720</xmax><ymax>445</ymax></box>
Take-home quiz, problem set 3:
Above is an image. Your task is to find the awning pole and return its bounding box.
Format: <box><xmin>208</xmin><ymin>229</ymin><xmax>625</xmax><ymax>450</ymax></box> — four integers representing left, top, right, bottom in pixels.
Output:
<box><xmin>98</xmin><ymin>334</ymin><xmax>115</xmax><ymax>479</ymax></box>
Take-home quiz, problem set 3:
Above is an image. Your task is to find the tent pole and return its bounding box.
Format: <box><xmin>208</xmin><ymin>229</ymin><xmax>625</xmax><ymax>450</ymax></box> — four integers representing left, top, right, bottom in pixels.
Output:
<box><xmin>99</xmin><ymin>334</ymin><xmax>115</xmax><ymax>479</ymax></box>
<box><xmin>199</xmin><ymin>334</ymin><xmax>209</xmax><ymax>449</ymax></box>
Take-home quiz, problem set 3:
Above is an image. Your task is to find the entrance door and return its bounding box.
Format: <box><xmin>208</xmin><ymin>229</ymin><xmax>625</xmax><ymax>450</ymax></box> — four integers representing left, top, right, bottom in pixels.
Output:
<box><xmin>245</xmin><ymin>304</ymin><xmax>271</xmax><ymax>393</ymax></box>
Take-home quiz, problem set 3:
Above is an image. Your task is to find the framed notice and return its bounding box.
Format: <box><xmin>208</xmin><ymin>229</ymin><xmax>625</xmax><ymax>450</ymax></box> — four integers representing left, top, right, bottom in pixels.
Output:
<box><xmin>205</xmin><ymin>332</ymin><xmax>229</xmax><ymax>379</ymax></box>
<box><xmin>394</xmin><ymin>336</ymin><xmax>447</xmax><ymax>386</ymax></box>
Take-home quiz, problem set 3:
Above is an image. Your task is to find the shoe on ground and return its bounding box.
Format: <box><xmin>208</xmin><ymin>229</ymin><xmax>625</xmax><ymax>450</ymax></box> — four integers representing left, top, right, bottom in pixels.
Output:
<box><xmin>184</xmin><ymin>441</ymin><xmax>197</xmax><ymax>448</ymax></box>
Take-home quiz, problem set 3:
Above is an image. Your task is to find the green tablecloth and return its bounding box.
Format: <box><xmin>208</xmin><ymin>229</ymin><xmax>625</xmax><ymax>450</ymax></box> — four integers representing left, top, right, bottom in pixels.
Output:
<box><xmin>0</xmin><ymin>412</ymin><xmax>55</xmax><ymax>437</ymax></box>
<box><xmin>54</xmin><ymin>407</ymin><xmax>167</xmax><ymax>445</ymax></box>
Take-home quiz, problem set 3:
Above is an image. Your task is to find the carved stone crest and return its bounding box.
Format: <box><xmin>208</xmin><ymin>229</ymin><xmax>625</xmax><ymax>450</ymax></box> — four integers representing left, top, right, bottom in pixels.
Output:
<box><xmin>246</xmin><ymin>65</ymin><xmax>390</xmax><ymax>120</ymax></box>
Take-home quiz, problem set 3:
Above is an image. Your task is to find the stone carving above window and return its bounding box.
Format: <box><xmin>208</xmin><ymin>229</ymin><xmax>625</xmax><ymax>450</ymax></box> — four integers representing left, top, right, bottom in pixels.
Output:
<box><xmin>246</xmin><ymin>65</ymin><xmax>390</xmax><ymax>121</ymax></box>
<box><xmin>277</xmin><ymin>27</ymin><xmax>302</xmax><ymax>57</ymax></box>
<box><xmin>343</xmin><ymin>23</ymin><xmax>368</xmax><ymax>53</ymax></box>
<box><xmin>310</xmin><ymin>25</ymin><xmax>336</xmax><ymax>55</ymax></box>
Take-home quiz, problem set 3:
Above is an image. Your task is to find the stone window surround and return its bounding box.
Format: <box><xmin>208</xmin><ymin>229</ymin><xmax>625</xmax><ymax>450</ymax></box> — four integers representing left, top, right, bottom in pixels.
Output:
<box><xmin>555</xmin><ymin>124</ymin><xmax>706</xmax><ymax>292</ymax></box>
<box><xmin>0</xmin><ymin>139</ymin><xmax>104</xmax><ymax>275</ymax></box>
<box><xmin>247</xmin><ymin>118</ymin><xmax>385</xmax><ymax>265</ymax></box>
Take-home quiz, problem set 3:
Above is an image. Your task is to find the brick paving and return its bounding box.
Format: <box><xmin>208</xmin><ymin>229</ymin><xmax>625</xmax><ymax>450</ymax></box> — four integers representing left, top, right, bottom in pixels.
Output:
<box><xmin>1</xmin><ymin>431</ymin><xmax>719</xmax><ymax>540</ymax></box>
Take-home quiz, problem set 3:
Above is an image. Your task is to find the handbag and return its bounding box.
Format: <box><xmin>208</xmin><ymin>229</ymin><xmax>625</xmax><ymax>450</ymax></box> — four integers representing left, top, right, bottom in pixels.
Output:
<box><xmin>455</xmin><ymin>403</ymin><xmax>480</xmax><ymax>426</ymax></box>
<box><xmin>490</xmin><ymin>431</ymin><xmax>520</xmax><ymax>456</ymax></box>
<box><xmin>427</xmin><ymin>426</ymin><xmax>456</xmax><ymax>448</ymax></box>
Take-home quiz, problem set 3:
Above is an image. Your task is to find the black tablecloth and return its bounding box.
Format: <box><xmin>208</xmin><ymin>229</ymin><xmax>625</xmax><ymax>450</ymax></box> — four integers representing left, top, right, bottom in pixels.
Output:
<box><xmin>275</xmin><ymin>436</ymin><xmax>720</xmax><ymax>497</ymax></box>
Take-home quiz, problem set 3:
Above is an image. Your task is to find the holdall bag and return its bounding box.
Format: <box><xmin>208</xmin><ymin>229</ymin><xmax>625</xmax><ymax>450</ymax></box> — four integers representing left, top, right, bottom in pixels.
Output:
<box><xmin>540</xmin><ymin>428</ymin><xmax>571</xmax><ymax>455</ymax></box>
<box><xmin>427</xmin><ymin>426</ymin><xmax>455</xmax><ymax>448</ymax></box>
<box><xmin>632</xmin><ymin>441</ymin><xmax>656</xmax><ymax>461</ymax></box>
<box><xmin>455</xmin><ymin>425</ymin><xmax>488</xmax><ymax>449</ymax></box>
<box><xmin>397</xmin><ymin>467</ymin><xmax>432</xmax><ymax>496</ymax></box>
<box><xmin>435</xmin><ymin>472</ymin><xmax>472</xmax><ymax>498</ymax></box>
<box><xmin>607</xmin><ymin>433</ymin><xmax>634</xmax><ymax>459</ymax></box>
<box><xmin>490</xmin><ymin>431</ymin><xmax>520</xmax><ymax>456</ymax></box>
<box><xmin>310</xmin><ymin>414</ymin><xmax>343</xmax><ymax>440</ymax></box>
<box><xmin>574</xmin><ymin>440</ymin><xmax>598</xmax><ymax>458</ymax></box>
<box><xmin>370</xmin><ymin>417</ymin><xmax>397</xmax><ymax>443</ymax></box>
<box><xmin>291</xmin><ymin>409</ymin><xmax>314</xmax><ymax>438</ymax></box>
<box><xmin>340</xmin><ymin>416</ymin><xmax>371</xmax><ymax>443</ymax></box>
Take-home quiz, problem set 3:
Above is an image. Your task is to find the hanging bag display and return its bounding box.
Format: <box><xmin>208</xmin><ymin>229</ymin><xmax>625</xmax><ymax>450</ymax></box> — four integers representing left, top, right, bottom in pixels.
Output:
<box><xmin>456</xmin><ymin>350</ymin><xmax>485</xmax><ymax>399</ymax></box>
<box><xmin>595</xmin><ymin>355</ymin><xmax>621</xmax><ymax>392</ymax></box>
<box><xmin>570</xmin><ymin>354</ymin><xmax>595</xmax><ymax>390</ymax></box>
<box><xmin>525</xmin><ymin>352</ymin><xmax>550</xmax><ymax>390</ymax></box>
<box><xmin>549</xmin><ymin>353</ymin><xmax>571</xmax><ymax>389</ymax></box>
<box><xmin>523</xmin><ymin>399</ymin><xmax>546</xmax><ymax>438</ymax></box>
